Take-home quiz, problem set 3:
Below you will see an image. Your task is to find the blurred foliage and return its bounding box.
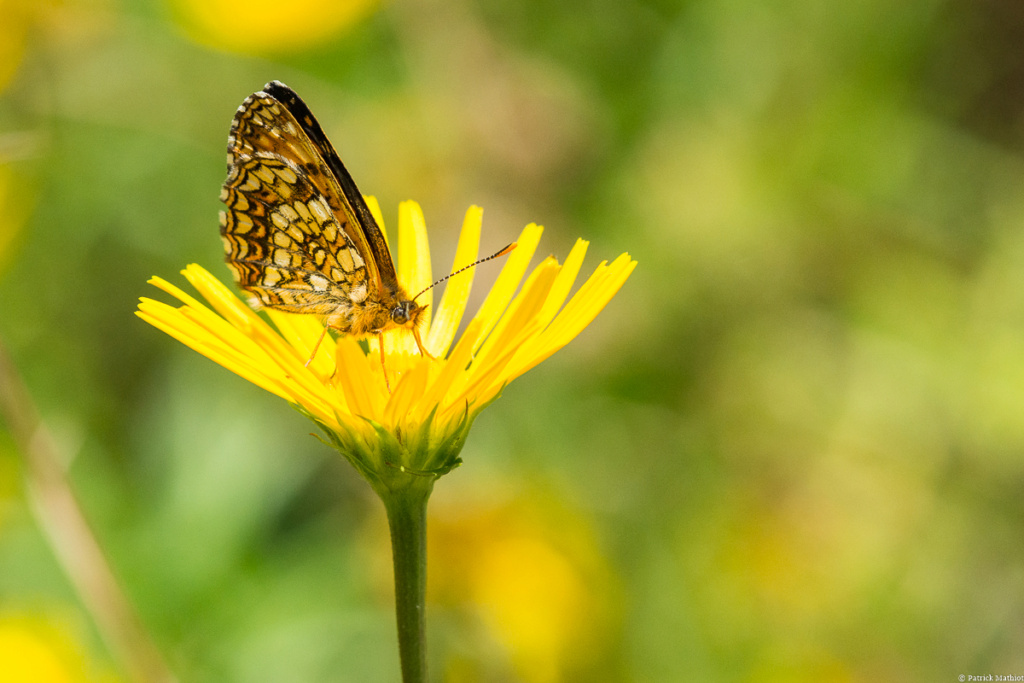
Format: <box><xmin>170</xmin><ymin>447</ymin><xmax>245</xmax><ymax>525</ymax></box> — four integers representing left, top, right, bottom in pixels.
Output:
<box><xmin>3</xmin><ymin>0</ymin><xmax>1024</xmax><ymax>681</ymax></box>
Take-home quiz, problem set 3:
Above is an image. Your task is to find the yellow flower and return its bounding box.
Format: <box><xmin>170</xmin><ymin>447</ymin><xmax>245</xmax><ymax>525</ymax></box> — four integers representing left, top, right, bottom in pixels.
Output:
<box><xmin>425</xmin><ymin>493</ymin><xmax>620</xmax><ymax>683</ymax></box>
<box><xmin>0</xmin><ymin>0</ymin><xmax>40</xmax><ymax>93</ymax></box>
<box><xmin>169</xmin><ymin>0</ymin><xmax>377</xmax><ymax>55</ymax></box>
<box><xmin>136</xmin><ymin>201</ymin><xmax>635</xmax><ymax>491</ymax></box>
<box><xmin>0</xmin><ymin>612</ymin><xmax>120</xmax><ymax>683</ymax></box>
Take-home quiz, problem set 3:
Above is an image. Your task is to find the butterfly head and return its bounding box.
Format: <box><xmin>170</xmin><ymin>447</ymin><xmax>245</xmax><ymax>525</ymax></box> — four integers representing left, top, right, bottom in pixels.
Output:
<box><xmin>390</xmin><ymin>300</ymin><xmax>426</xmax><ymax>329</ymax></box>
<box><xmin>391</xmin><ymin>299</ymin><xmax>433</xmax><ymax>360</ymax></box>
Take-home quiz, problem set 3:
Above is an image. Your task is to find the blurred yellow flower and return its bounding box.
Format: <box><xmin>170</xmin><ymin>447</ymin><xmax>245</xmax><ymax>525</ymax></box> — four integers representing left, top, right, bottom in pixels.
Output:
<box><xmin>426</xmin><ymin>493</ymin><xmax>619</xmax><ymax>683</ymax></box>
<box><xmin>0</xmin><ymin>0</ymin><xmax>40</xmax><ymax>92</ymax></box>
<box><xmin>137</xmin><ymin>202</ymin><xmax>635</xmax><ymax>489</ymax></box>
<box><xmin>169</xmin><ymin>0</ymin><xmax>378</xmax><ymax>54</ymax></box>
<box><xmin>0</xmin><ymin>613</ymin><xmax>119</xmax><ymax>683</ymax></box>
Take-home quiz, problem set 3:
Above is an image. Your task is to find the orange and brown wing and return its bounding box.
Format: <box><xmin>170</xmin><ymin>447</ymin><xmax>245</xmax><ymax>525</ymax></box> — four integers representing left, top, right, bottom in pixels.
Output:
<box><xmin>261</xmin><ymin>81</ymin><xmax>398</xmax><ymax>296</ymax></box>
<box><xmin>220</xmin><ymin>86</ymin><xmax>376</xmax><ymax>317</ymax></box>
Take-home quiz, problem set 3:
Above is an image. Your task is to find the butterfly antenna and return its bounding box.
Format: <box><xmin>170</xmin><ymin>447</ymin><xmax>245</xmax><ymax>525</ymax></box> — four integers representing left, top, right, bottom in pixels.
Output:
<box><xmin>413</xmin><ymin>242</ymin><xmax>517</xmax><ymax>301</ymax></box>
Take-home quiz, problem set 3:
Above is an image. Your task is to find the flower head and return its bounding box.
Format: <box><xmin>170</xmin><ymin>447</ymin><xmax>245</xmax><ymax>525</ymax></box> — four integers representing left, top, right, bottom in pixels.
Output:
<box><xmin>170</xmin><ymin>0</ymin><xmax>377</xmax><ymax>55</ymax></box>
<box><xmin>137</xmin><ymin>201</ymin><xmax>635</xmax><ymax>494</ymax></box>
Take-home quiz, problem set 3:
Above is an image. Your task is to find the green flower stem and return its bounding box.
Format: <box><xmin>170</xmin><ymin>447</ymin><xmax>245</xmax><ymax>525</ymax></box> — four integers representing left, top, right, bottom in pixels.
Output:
<box><xmin>380</xmin><ymin>477</ymin><xmax>434</xmax><ymax>683</ymax></box>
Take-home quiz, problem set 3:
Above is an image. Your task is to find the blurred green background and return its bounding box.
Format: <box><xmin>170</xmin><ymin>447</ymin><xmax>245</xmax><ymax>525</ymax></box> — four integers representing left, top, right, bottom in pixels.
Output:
<box><xmin>3</xmin><ymin>0</ymin><xmax>1024</xmax><ymax>681</ymax></box>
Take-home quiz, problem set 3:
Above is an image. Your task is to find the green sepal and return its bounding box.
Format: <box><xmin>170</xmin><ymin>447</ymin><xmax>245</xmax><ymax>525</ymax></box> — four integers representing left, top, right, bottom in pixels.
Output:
<box><xmin>291</xmin><ymin>385</ymin><xmax>507</xmax><ymax>495</ymax></box>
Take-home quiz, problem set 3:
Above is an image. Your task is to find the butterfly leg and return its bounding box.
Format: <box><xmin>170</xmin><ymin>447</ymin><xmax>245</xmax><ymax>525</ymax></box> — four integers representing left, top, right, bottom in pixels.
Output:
<box><xmin>378</xmin><ymin>332</ymin><xmax>392</xmax><ymax>393</ymax></box>
<box><xmin>304</xmin><ymin>326</ymin><xmax>330</xmax><ymax>368</ymax></box>
<box><xmin>411</xmin><ymin>326</ymin><xmax>436</xmax><ymax>360</ymax></box>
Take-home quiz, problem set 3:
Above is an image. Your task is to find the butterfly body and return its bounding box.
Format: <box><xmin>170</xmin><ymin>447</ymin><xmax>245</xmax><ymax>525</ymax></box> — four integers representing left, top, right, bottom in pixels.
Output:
<box><xmin>219</xmin><ymin>81</ymin><xmax>427</xmax><ymax>352</ymax></box>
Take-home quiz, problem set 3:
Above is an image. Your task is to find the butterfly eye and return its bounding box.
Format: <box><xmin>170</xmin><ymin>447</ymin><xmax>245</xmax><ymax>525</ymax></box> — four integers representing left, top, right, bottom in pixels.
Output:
<box><xmin>391</xmin><ymin>304</ymin><xmax>410</xmax><ymax>326</ymax></box>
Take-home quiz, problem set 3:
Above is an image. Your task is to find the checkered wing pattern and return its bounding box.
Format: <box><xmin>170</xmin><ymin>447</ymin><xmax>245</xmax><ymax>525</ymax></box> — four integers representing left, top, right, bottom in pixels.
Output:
<box><xmin>219</xmin><ymin>83</ymin><xmax>385</xmax><ymax>320</ymax></box>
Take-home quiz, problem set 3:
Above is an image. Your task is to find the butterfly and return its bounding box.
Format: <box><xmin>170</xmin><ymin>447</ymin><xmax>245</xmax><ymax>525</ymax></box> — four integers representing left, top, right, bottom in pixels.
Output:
<box><xmin>219</xmin><ymin>81</ymin><xmax>433</xmax><ymax>382</ymax></box>
<box><xmin>219</xmin><ymin>81</ymin><xmax>514</xmax><ymax>388</ymax></box>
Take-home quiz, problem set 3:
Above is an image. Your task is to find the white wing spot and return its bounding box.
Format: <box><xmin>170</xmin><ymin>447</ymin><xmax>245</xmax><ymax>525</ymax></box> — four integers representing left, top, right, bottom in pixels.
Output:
<box><xmin>323</xmin><ymin>223</ymin><xmax>338</xmax><ymax>243</ymax></box>
<box><xmin>275</xmin><ymin>166</ymin><xmax>298</xmax><ymax>184</ymax></box>
<box><xmin>309</xmin><ymin>274</ymin><xmax>330</xmax><ymax>291</ymax></box>
<box><xmin>280</xmin><ymin>204</ymin><xmax>300</xmax><ymax>221</ymax></box>
<box><xmin>273</xmin><ymin>249</ymin><xmax>292</xmax><ymax>268</ymax></box>
<box><xmin>348</xmin><ymin>283</ymin><xmax>368</xmax><ymax>304</ymax></box>
<box><xmin>255</xmin><ymin>165</ymin><xmax>276</xmax><ymax>183</ymax></box>
<box><xmin>271</xmin><ymin>211</ymin><xmax>289</xmax><ymax>229</ymax></box>
<box><xmin>309</xmin><ymin>198</ymin><xmax>331</xmax><ymax>223</ymax></box>
<box><xmin>336</xmin><ymin>248</ymin><xmax>354</xmax><ymax>272</ymax></box>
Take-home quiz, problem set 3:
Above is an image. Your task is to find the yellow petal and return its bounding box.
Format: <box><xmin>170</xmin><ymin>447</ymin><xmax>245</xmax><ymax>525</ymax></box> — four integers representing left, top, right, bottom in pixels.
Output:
<box><xmin>385</xmin><ymin>359</ymin><xmax>431</xmax><ymax>428</ymax></box>
<box><xmin>534</xmin><ymin>239</ymin><xmax>589</xmax><ymax>329</ymax></box>
<box><xmin>398</xmin><ymin>200</ymin><xmax>433</xmax><ymax>328</ymax></box>
<box><xmin>335</xmin><ymin>337</ymin><xmax>387</xmax><ymax>420</ymax></box>
<box><xmin>181</xmin><ymin>267</ymin><xmax>311</xmax><ymax>371</ymax></box>
<box><xmin>451</xmin><ymin>261</ymin><xmax>560</xmax><ymax>402</ymax></box>
<box><xmin>146</xmin><ymin>276</ymin><xmax>274</xmax><ymax>365</ymax></box>
<box><xmin>473</xmin><ymin>256</ymin><xmax>559</xmax><ymax>366</ymax></box>
<box><xmin>136</xmin><ymin>302</ymin><xmax>282</xmax><ymax>398</ymax></box>
<box><xmin>463</xmin><ymin>223</ymin><xmax>544</xmax><ymax>353</ymax></box>
<box><xmin>503</xmin><ymin>253</ymin><xmax>636</xmax><ymax>382</ymax></box>
<box><xmin>136</xmin><ymin>301</ymin><xmax>331</xmax><ymax>416</ymax></box>
<box><xmin>181</xmin><ymin>266</ymin><xmax>348</xmax><ymax>406</ymax></box>
<box><xmin>148</xmin><ymin>273</ymin><xmax>213</xmax><ymax>314</ymax></box>
<box><xmin>442</xmin><ymin>331</ymin><xmax>536</xmax><ymax>423</ymax></box>
<box><xmin>413</xmin><ymin>319</ymin><xmax>483</xmax><ymax>421</ymax></box>
<box><xmin>426</xmin><ymin>206</ymin><xmax>482</xmax><ymax>357</ymax></box>
<box><xmin>264</xmin><ymin>310</ymin><xmax>336</xmax><ymax>376</ymax></box>
<box><xmin>182</xmin><ymin>264</ymin><xmax>267</xmax><ymax>331</ymax></box>
<box><xmin>147</xmin><ymin>265</ymin><xmax>354</xmax><ymax>422</ymax></box>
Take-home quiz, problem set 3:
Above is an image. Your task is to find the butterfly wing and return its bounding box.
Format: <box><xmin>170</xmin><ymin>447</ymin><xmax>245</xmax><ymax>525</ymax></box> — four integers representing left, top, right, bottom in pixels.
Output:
<box><xmin>220</xmin><ymin>156</ymin><xmax>371</xmax><ymax>316</ymax></box>
<box><xmin>261</xmin><ymin>81</ymin><xmax>398</xmax><ymax>296</ymax></box>
<box><xmin>220</xmin><ymin>83</ymin><xmax>389</xmax><ymax>318</ymax></box>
